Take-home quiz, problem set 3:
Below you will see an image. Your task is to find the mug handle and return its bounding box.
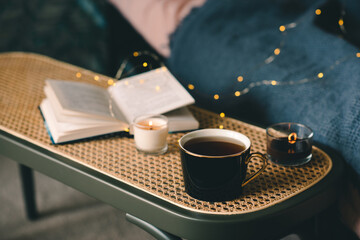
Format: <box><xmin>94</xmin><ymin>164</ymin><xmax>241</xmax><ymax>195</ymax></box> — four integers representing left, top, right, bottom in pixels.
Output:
<box><xmin>241</xmin><ymin>152</ymin><xmax>268</xmax><ymax>187</ymax></box>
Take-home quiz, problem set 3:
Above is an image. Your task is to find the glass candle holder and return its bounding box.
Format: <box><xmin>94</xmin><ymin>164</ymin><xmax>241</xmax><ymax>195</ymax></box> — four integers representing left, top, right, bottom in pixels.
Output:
<box><xmin>133</xmin><ymin>114</ymin><xmax>168</xmax><ymax>154</ymax></box>
<box><xmin>266</xmin><ymin>122</ymin><xmax>313</xmax><ymax>166</ymax></box>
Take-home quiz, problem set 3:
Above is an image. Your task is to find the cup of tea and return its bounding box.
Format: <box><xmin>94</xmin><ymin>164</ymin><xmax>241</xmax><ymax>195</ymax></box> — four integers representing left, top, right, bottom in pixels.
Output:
<box><xmin>179</xmin><ymin>129</ymin><xmax>267</xmax><ymax>202</ymax></box>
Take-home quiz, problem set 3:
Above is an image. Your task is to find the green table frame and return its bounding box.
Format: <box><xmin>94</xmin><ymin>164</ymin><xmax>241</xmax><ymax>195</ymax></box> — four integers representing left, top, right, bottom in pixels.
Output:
<box><xmin>0</xmin><ymin>127</ymin><xmax>345</xmax><ymax>240</ymax></box>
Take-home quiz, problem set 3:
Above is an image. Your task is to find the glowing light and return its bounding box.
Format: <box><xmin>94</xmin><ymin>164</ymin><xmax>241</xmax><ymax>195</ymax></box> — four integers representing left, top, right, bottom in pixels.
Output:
<box><xmin>124</xmin><ymin>128</ymin><xmax>130</xmax><ymax>132</ymax></box>
<box><xmin>235</xmin><ymin>91</ymin><xmax>241</xmax><ymax>97</ymax></box>
<box><xmin>271</xmin><ymin>80</ymin><xmax>277</xmax><ymax>85</ymax></box>
<box><xmin>279</xmin><ymin>25</ymin><xmax>286</xmax><ymax>32</ymax></box>
<box><xmin>155</xmin><ymin>85</ymin><xmax>161</xmax><ymax>91</ymax></box>
<box><xmin>356</xmin><ymin>53</ymin><xmax>360</xmax><ymax>58</ymax></box>
<box><xmin>317</xmin><ymin>72</ymin><xmax>324</xmax><ymax>78</ymax></box>
<box><xmin>76</xmin><ymin>72</ymin><xmax>82</xmax><ymax>78</ymax></box>
<box><xmin>107</xmin><ymin>79</ymin><xmax>114</xmax><ymax>85</ymax></box>
<box><xmin>274</xmin><ymin>48</ymin><xmax>281</xmax><ymax>55</ymax></box>
<box><xmin>139</xmin><ymin>79</ymin><xmax>145</xmax><ymax>84</ymax></box>
<box><xmin>219</xmin><ymin>125</ymin><xmax>224</xmax><ymax>129</ymax></box>
<box><xmin>133</xmin><ymin>51</ymin><xmax>139</xmax><ymax>57</ymax></box>
<box><xmin>237</xmin><ymin>76</ymin><xmax>244</xmax><ymax>82</ymax></box>
<box><xmin>338</xmin><ymin>19</ymin><xmax>344</xmax><ymax>26</ymax></box>
<box><xmin>288</xmin><ymin>132</ymin><xmax>297</xmax><ymax>144</ymax></box>
<box><xmin>143</xmin><ymin>62</ymin><xmax>148</xmax><ymax>67</ymax></box>
<box><xmin>220</xmin><ymin>112</ymin><xmax>225</xmax><ymax>118</ymax></box>
<box><xmin>149</xmin><ymin>121</ymin><xmax>153</xmax><ymax>127</ymax></box>
<box><xmin>214</xmin><ymin>94</ymin><xmax>219</xmax><ymax>100</ymax></box>
<box><xmin>94</xmin><ymin>75</ymin><xmax>99</xmax><ymax>81</ymax></box>
<box><xmin>124</xmin><ymin>81</ymin><xmax>129</xmax><ymax>85</ymax></box>
<box><xmin>315</xmin><ymin>9</ymin><xmax>321</xmax><ymax>15</ymax></box>
<box><xmin>188</xmin><ymin>84</ymin><xmax>195</xmax><ymax>90</ymax></box>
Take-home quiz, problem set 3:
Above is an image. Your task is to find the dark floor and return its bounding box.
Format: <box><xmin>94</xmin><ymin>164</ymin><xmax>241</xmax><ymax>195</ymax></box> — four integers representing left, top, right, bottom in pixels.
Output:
<box><xmin>0</xmin><ymin>155</ymin><xmax>156</xmax><ymax>240</ymax></box>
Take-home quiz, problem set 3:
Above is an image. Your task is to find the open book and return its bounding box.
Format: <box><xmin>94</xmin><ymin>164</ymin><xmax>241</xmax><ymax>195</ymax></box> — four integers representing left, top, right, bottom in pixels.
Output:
<box><xmin>39</xmin><ymin>67</ymin><xmax>199</xmax><ymax>144</ymax></box>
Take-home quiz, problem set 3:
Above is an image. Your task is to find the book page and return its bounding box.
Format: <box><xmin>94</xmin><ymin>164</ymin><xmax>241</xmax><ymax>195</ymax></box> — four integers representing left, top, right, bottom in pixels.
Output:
<box><xmin>40</xmin><ymin>99</ymin><xmax>128</xmax><ymax>143</ymax></box>
<box><xmin>108</xmin><ymin>67</ymin><xmax>195</xmax><ymax>123</ymax></box>
<box><xmin>46</xmin><ymin>79</ymin><xmax>115</xmax><ymax>119</ymax></box>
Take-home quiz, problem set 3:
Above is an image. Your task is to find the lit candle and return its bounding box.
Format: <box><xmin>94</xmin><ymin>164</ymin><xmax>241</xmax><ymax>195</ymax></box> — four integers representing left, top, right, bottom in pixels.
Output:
<box><xmin>266</xmin><ymin>122</ymin><xmax>313</xmax><ymax>166</ymax></box>
<box><xmin>133</xmin><ymin>115</ymin><xmax>168</xmax><ymax>154</ymax></box>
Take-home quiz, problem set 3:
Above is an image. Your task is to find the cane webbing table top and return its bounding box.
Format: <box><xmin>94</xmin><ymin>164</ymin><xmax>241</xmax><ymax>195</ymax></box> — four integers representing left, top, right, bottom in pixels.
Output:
<box><xmin>0</xmin><ymin>52</ymin><xmax>332</xmax><ymax>215</ymax></box>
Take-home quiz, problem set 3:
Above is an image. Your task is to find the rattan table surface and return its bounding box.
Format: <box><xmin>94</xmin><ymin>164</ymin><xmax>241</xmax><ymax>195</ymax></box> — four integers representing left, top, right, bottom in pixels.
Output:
<box><xmin>0</xmin><ymin>52</ymin><xmax>332</xmax><ymax>216</ymax></box>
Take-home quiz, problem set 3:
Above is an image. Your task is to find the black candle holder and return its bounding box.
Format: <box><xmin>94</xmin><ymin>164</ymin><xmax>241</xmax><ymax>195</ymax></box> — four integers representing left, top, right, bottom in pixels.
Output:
<box><xmin>266</xmin><ymin>123</ymin><xmax>313</xmax><ymax>166</ymax></box>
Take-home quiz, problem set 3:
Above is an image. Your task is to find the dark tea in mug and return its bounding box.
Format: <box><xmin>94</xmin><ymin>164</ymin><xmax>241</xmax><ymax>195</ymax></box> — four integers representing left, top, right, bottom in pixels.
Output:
<box><xmin>179</xmin><ymin>129</ymin><xmax>267</xmax><ymax>202</ymax></box>
<box><xmin>183</xmin><ymin>136</ymin><xmax>246</xmax><ymax>156</ymax></box>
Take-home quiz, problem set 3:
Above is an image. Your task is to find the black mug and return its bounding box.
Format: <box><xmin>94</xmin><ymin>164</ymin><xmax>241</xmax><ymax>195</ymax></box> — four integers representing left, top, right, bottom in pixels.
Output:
<box><xmin>179</xmin><ymin>129</ymin><xmax>267</xmax><ymax>202</ymax></box>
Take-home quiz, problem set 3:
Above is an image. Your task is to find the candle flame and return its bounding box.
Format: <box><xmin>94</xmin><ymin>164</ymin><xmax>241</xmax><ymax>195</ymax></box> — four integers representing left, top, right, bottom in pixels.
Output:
<box><xmin>338</xmin><ymin>19</ymin><xmax>344</xmax><ymax>26</ymax></box>
<box><xmin>148</xmin><ymin>120</ymin><xmax>153</xmax><ymax>130</ymax></box>
<box><xmin>288</xmin><ymin>132</ymin><xmax>297</xmax><ymax>144</ymax></box>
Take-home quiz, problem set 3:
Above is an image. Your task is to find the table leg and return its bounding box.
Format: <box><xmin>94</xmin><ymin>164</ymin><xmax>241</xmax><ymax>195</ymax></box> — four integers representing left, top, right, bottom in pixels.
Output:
<box><xmin>18</xmin><ymin>164</ymin><xmax>38</xmax><ymax>220</ymax></box>
<box><xmin>126</xmin><ymin>213</ymin><xmax>182</xmax><ymax>240</ymax></box>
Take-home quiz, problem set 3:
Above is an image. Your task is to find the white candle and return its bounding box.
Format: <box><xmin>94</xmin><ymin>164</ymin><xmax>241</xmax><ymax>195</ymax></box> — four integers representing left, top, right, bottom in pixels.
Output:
<box><xmin>133</xmin><ymin>115</ymin><xmax>168</xmax><ymax>154</ymax></box>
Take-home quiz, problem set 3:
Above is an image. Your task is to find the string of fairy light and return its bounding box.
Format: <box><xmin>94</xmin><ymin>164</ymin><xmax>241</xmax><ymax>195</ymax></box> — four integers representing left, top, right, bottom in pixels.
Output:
<box><xmin>195</xmin><ymin>7</ymin><xmax>359</xmax><ymax>124</ymax></box>
<box><xmin>208</xmin><ymin>7</ymin><xmax>358</xmax><ymax>105</ymax></box>
<box><xmin>73</xmin><ymin>7</ymin><xmax>359</xmax><ymax>130</ymax></box>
